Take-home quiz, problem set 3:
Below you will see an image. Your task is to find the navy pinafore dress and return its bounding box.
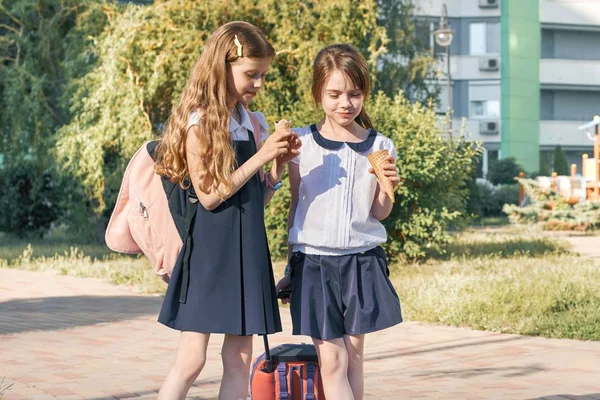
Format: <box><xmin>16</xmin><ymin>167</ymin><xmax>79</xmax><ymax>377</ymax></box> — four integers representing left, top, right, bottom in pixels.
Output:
<box><xmin>158</xmin><ymin>127</ymin><xmax>282</xmax><ymax>336</ymax></box>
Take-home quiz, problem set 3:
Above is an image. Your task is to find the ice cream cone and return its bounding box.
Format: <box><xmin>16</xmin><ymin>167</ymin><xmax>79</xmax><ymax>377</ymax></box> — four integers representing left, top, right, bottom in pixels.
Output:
<box><xmin>275</xmin><ymin>119</ymin><xmax>291</xmax><ymax>131</ymax></box>
<box><xmin>367</xmin><ymin>150</ymin><xmax>395</xmax><ymax>203</ymax></box>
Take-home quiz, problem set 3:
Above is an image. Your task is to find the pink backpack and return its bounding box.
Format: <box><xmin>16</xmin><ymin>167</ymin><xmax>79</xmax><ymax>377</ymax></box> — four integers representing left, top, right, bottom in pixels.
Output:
<box><xmin>105</xmin><ymin>114</ymin><xmax>262</xmax><ymax>281</ymax></box>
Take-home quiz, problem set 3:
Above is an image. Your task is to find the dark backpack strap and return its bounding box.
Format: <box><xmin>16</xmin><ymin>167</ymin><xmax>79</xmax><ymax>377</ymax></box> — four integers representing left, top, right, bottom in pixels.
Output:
<box><xmin>305</xmin><ymin>362</ymin><xmax>315</xmax><ymax>400</ymax></box>
<box><xmin>277</xmin><ymin>362</ymin><xmax>289</xmax><ymax>400</ymax></box>
<box><xmin>178</xmin><ymin>195</ymin><xmax>198</xmax><ymax>304</ymax></box>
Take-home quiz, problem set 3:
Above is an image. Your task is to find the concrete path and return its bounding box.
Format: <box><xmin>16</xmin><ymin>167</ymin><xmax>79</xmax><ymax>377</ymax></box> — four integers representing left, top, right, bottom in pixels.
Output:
<box><xmin>1</xmin><ymin>234</ymin><xmax>600</xmax><ymax>399</ymax></box>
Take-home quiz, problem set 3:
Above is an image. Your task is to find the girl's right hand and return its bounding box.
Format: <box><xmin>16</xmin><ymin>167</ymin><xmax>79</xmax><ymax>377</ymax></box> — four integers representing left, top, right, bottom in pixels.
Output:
<box><xmin>258</xmin><ymin>128</ymin><xmax>298</xmax><ymax>165</ymax></box>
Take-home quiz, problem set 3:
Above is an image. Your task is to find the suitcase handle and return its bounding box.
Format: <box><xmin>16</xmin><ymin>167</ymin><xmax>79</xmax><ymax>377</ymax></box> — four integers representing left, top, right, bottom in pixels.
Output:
<box><xmin>261</xmin><ymin>334</ymin><xmax>274</xmax><ymax>373</ymax></box>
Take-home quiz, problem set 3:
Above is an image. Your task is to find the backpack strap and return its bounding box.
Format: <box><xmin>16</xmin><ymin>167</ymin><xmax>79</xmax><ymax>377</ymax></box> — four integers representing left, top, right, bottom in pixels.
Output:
<box><xmin>179</xmin><ymin>198</ymin><xmax>198</xmax><ymax>304</ymax></box>
<box><xmin>248</xmin><ymin>111</ymin><xmax>263</xmax><ymax>149</ymax></box>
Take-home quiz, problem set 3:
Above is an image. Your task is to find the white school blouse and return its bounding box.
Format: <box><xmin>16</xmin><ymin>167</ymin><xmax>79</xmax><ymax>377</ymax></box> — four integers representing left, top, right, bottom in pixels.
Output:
<box><xmin>289</xmin><ymin>125</ymin><xmax>398</xmax><ymax>256</ymax></box>
<box><xmin>187</xmin><ymin>104</ymin><xmax>270</xmax><ymax>142</ymax></box>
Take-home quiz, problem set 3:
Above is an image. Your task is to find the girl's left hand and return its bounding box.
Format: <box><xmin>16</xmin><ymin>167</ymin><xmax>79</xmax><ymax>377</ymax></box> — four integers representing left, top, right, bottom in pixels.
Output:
<box><xmin>276</xmin><ymin>133</ymin><xmax>302</xmax><ymax>165</ymax></box>
<box><xmin>368</xmin><ymin>155</ymin><xmax>401</xmax><ymax>190</ymax></box>
<box><xmin>276</xmin><ymin>276</ymin><xmax>292</xmax><ymax>304</ymax></box>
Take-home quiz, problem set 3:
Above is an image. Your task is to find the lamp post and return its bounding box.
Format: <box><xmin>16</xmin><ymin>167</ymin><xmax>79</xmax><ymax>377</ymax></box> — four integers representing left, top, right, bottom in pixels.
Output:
<box><xmin>434</xmin><ymin>4</ymin><xmax>454</xmax><ymax>139</ymax></box>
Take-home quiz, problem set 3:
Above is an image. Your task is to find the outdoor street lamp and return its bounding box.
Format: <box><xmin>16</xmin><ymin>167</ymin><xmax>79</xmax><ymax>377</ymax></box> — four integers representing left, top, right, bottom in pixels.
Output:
<box><xmin>434</xmin><ymin>4</ymin><xmax>454</xmax><ymax>139</ymax></box>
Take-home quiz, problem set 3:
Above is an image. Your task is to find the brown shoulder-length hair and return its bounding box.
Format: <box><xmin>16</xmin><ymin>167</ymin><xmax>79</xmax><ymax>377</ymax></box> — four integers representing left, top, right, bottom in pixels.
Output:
<box><xmin>311</xmin><ymin>44</ymin><xmax>373</xmax><ymax>129</ymax></box>
<box><xmin>154</xmin><ymin>21</ymin><xmax>274</xmax><ymax>197</ymax></box>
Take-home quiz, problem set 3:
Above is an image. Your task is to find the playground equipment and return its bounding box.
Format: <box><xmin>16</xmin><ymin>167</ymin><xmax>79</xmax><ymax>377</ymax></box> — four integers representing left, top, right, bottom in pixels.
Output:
<box><xmin>517</xmin><ymin>116</ymin><xmax>600</xmax><ymax>207</ymax></box>
<box><xmin>532</xmin><ymin>173</ymin><xmax>586</xmax><ymax>206</ymax></box>
<box><xmin>578</xmin><ymin>115</ymin><xmax>600</xmax><ymax>201</ymax></box>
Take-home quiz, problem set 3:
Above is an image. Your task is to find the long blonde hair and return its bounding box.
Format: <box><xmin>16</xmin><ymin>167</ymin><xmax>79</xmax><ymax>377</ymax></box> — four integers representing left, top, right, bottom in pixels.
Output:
<box><xmin>312</xmin><ymin>44</ymin><xmax>373</xmax><ymax>129</ymax></box>
<box><xmin>155</xmin><ymin>21</ymin><xmax>274</xmax><ymax>196</ymax></box>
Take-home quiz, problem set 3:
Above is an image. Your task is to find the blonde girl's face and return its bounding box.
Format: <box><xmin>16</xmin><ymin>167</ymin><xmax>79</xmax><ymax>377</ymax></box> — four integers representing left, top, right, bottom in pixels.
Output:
<box><xmin>319</xmin><ymin>70</ymin><xmax>365</xmax><ymax>128</ymax></box>
<box><xmin>227</xmin><ymin>57</ymin><xmax>272</xmax><ymax>107</ymax></box>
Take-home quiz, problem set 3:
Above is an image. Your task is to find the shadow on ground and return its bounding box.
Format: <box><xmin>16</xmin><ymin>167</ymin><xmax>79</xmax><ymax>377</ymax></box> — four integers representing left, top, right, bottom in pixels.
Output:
<box><xmin>366</xmin><ymin>335</ymin><xmax>527</xmax><ymax>361</ymax></box>
<box><xmin>0</xmin><ymin>295</ymin><xmax>162</xmax><ymax>334</ymax></box>
<box><xmin>527</xmin><ymin>395</ymin><xmax>600</xmax><ymax>400</ymax></box>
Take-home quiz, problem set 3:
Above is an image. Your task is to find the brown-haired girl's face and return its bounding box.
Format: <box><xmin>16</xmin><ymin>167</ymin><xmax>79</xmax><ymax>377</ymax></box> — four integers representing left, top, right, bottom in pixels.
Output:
<box><xmin>320</xmin><ymin>70</ymin><xmax>365</xmax><ymax>128</ymax></box>
<box><xmin>226</xmin><ymin>57</ymin><xmax>272</xmax><ymax>107</ymax></box>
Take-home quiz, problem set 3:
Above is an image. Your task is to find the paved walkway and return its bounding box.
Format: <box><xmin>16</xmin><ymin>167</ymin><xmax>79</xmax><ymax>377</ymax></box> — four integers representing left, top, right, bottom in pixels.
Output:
<box><xmin>544</xmin><ymin>231</ymin><xmax>600</xmax><ymax>259</ymax></box>
<box><xmin>1</xmin><ymin>234</ymin><xmax>600</xmax><ymax>400</ymax></box>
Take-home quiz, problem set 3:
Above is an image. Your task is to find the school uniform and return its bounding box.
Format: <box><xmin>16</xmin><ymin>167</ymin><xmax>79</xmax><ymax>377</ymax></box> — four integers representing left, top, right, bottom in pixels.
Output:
<box><xmin>158</xmin><ymin>104</ymin><xmax>283</xmax><ymax>336</ymax></box>
<box><xmin>288</xmin><ymin>124</ymin><xmax>402</xmax><ymax>340</ymax></box>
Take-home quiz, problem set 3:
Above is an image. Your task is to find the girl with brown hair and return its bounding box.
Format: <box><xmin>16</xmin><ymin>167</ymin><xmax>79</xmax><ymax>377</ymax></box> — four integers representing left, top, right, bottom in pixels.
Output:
<box><xmin>277</xmin><ymin>44</ymin><xmax>402</xmax><ymax>400</ymax></box>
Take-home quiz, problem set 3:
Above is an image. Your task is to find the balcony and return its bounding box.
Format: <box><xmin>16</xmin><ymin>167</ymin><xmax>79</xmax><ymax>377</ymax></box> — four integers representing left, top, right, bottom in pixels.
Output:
<box><xmin>413</xmin><ymin>0</ymin><xmax>500</xmax><ymax>18</ymax></box>
<box><xmin>435</xmin><ymin>55</ymin><xmax>501</xmax><ymax>81</ymax></box>
<box><xmin>542</xmin><ymin>0</ymin><xmax>600</xmax><ymax>28</ymax></box>
<box><xmin>540</xmin><ymin>59</ymin><xmax>600</xmax><ymax>88</ymax></box>
<box><xmin>540</xmin><ymin>120</ymin><xmax>595</xmax><ymax>147</ymax></box>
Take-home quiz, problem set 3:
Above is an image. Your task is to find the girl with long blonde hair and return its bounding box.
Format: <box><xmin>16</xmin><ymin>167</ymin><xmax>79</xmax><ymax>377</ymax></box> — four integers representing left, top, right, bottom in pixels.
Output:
<box><xmin>155</xmin><ymin>21</ymin><xmax>300</xmax><ymax>400</ymax></box>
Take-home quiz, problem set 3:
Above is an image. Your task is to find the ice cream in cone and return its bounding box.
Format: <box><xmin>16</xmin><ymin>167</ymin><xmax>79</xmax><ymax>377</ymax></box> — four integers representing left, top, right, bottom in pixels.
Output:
<box><xmin>367</xmin><ymin>149</ymin><xmax>395</xmax><ymax>203</ymax></box>
<box><xmin>275</xmin><ymin>119</ymin><xmax>291</xmax><ymax>131</ymax></box>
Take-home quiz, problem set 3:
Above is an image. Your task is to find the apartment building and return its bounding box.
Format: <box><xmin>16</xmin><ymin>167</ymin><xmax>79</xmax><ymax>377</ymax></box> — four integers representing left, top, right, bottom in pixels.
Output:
<box><xmin>413</xmin><ymin>0</ymin><xmax>600</xmax><ymax>176</ymax></box>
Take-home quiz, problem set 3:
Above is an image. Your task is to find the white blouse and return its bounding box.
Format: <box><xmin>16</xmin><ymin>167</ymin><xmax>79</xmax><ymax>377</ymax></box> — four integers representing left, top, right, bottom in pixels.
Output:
<box><xmin>187</xmin><ymin>104</ymin><xmax>270</xmax><ymax>142</ymax></box>
<box><xmin>289</xmin><ymin>125</ymin><xmax>398</xmax><ymax>255</ymax></box>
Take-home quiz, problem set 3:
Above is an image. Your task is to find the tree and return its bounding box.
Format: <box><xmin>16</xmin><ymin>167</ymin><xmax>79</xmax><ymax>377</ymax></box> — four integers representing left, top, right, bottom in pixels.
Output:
<box><xmin>0</xmin><ymin>0</ymin><xmax>115</xmax><ymax>236</ymax></box>
<box><xmin>0</xmin><ymin>0</ymin><xmax>113</xmax><ymax>167</ymax></box>
<box><xmin>553</xmin><ymin>145</ymin><xmax>569</xmax><ymax>176</ymax></box>
<box><xmin>375</xmin><ymin>0</ymin><xmax>439</xmax><ymax>102</ymax></box>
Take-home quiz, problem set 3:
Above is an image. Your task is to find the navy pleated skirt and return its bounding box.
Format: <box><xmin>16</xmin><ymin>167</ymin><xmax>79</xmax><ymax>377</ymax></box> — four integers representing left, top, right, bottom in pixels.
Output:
<box><xmin>290</xmin><ymin>246</ymin><xmax>402</xmax><ymax>340</ymax></box>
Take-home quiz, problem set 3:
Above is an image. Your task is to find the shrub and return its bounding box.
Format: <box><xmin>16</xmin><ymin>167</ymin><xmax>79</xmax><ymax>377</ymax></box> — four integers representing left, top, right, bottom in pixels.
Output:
<box><xmin>503</xmin><ymin>178</ymin><xmax>600</xmax><ymax>231</ymax></box>
<box><xmin>474</xmin><ymin>179</ymin><xmax>520</xmax><ymax>217</ymax></box>
<box><xmin>368</xmin><ymin>94</ymin><xmax>481</xmax><ymax>259</ymax></box>
<box><xmin>487</xmin><ymin>157</ymin><xmax>522</xmax><ymax>185</ymax></box>
<box><xmin>0</xmin><ymin>162</ymin><xmax>64</xmax><ymax>237</ymax></box>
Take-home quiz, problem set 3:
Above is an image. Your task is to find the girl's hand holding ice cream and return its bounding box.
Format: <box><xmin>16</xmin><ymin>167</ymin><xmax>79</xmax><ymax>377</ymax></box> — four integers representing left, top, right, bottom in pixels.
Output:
<box><xmin>367</xmin><ymin>150</ymin><xmax>400</xmax><ymax>203</ymax></box>
<box><xmin>274</xmin><ymin>119</ymin><xmax>301</xmax><ymax>164</ymax></box>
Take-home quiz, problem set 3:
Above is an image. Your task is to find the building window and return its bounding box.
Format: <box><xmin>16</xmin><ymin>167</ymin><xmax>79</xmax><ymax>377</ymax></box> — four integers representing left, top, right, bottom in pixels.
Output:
<box><xmin>471</xmin><ymin>100</ymin><xmax>500</xmax><ymax>118</ymax></box>
<box><xmin>469</xmin><ymin>22</ymin><xmax>500</xmax><ymax>55</ymax></box>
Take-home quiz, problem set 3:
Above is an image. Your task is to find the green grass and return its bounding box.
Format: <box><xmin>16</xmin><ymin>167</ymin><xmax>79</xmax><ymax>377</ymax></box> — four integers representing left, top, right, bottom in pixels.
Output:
<box><xmin>394</xmin><ymin>230</ymin><xmax>600</xmax><ymax>340</ymax></box>
<box><xmin>2</xmin><ymin>228</ymin><xmax>599</xmax><ymax>340</ymax></box>
<box><xmin>0</xmin><ymin>378</ymin><xmax>13</xmax><ymax>400</ymax></box>
<box><xmin>0</xmin><ymin>230</ymin><xmax>164</xmax><ymax>294</ymax></box>
<box><xmin>470</xmin><ymin>215</ymin><xmax>510</xmax><ymax>228</ymax></box>
<box><xmin>0</xmin><ymin>230</ymin><xmax>113</xmax><ymax>262</ymax></box>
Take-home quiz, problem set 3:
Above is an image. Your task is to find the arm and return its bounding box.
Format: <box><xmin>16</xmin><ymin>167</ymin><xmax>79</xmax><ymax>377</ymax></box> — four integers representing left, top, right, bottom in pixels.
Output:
<box><xmin>371</xmin><ymin>185</ymin><xmax>394</xmax><ymax>220</ymax></box>
<box><xmin>286</xmin><ymin>161</ymin><xmax>301</xmax><ymax>262</ymax></box>
<box><xmin>263</xmin><ymin>128</ymin><xmax>301</xmax><ymax>206</ymax></box>
<box><xmin>186</xmin><ymin>124</ymin><xmax>292</xmax><ymax>211</ymax></box>
<box><xmin>275</xmin><ymin>161</ymin><xmax>300</xmax><ymax>298</ymax></box>
<box><xmin>263</xmin><ymin>158</ymin><xmax>286</xmax><ymax>206</ymax></box>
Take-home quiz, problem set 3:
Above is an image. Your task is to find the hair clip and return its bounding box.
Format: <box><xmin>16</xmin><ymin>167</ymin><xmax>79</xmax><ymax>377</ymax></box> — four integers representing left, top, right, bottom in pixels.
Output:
<box><xmin>234</xmin><ymin>35</ymin><xmax>243</xmax><ymax>57</ymax></box>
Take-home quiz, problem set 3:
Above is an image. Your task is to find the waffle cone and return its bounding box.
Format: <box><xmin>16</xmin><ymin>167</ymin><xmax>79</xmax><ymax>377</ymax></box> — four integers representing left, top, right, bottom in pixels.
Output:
<box><xmin>367</xmin><ymin>150</ymin><xmax>395</xmax><ymax>203</ymax></box>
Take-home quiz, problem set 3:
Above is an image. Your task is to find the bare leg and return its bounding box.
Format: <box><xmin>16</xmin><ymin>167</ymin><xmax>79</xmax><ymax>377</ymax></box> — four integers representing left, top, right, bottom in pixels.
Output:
<box><xmin>158</xmin><ymin>331</ymin><xmax>210</xmax><ymax>400</ymax></box>
<box><xmin>344</xmin><ymin>334</ymin><xmax>365</xmax><ymax>400</ymax></box>
<box><xmin>218</xmin><ymin>334</ymin><xmax>253</xmax><ymax>400</ymax></box>
<box><xmin>313</xmin><ymin>337</ymin><xmax>355</xmax><ymax>400</ymax></box>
